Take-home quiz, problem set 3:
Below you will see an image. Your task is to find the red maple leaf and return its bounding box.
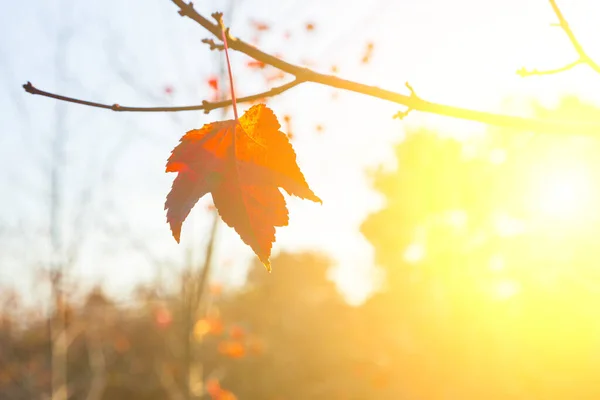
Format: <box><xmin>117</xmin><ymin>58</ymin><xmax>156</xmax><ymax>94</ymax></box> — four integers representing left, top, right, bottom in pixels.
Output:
<box><xmin>207</xmin><ymin>76</ymin><xmax>219</xmax><ymax>92</ymax></box>
<box><xmin>246</xmin><ymin>60</ymin><xmax>266</xmax><ymax>69</ymax></box>
<box><xmin>165</xmin><ymin>104</ymin><xmax>320</xmax><ymax>270</ymax></box>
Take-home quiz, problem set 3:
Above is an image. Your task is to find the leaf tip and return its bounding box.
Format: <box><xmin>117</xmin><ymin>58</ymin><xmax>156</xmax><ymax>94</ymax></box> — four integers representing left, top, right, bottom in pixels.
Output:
<box><xmin>263</xmin><ymin>260</ymin><xmax>272</xmax><ymax>273</ymax></box>
<box><xmin>169</xmin><ymin>222</ymin><xmax>182</xmax><ymax>244</ymax></box>
<box><xmin>307</xmin><ymin>192</ymin><xmax>322</xmax><ymax>204</ymax></box>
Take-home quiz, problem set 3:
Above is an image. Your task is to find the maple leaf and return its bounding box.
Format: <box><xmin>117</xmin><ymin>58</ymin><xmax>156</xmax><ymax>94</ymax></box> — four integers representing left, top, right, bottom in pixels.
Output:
<box><xmin>165</xmin><ymin>104</ymin><xmax>320</xmax><ymax>271</ymax></box>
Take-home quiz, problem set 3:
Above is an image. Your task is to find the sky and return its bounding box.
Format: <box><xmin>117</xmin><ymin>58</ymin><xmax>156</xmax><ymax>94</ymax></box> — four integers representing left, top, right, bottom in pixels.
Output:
<box><xmin>1</xmin><ymin>0</ymin><xmax>600</xmax><ymax>305</ymax></box>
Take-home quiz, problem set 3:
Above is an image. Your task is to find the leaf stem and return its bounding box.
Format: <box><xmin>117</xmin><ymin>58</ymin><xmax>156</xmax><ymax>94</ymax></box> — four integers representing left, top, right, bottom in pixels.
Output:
<box><xmin>220</xmin><ymin>20</ymin><xmax>238</xmax><ymax>121</ymax></box>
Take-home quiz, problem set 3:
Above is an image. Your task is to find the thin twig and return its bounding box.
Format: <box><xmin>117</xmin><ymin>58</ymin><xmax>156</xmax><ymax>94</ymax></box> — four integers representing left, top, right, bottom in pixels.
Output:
<box><xmin>170</xmin><ymin>0</ymin><xmax>600</xmax><ymax>136</ymax></box>
<box><xmin>550</xmin><ymin>0</ymin><xmax>600</xmax><ymax>73</ymax></box>
<box><xmin>519</xmin><ymin>0</ymin><xmax>600</xmax><ymax>76</ymax></box>
<box><xmin>21</xmin><ymin>2</ymin><xmax>600</xmax><ymax>136</ymax></box>
<box><xmin>393</xmin><ymin>82</ymin><xmax>418</xmax><ymax>120</ymax></box>
<box><xmin>23</xmin><ymin>79</ymin><xmax>303</xmax><ymax>114</ymax></box>
<box><xmin>202</xmin><ymin>38</ymin><xmax>224</xmax><ymax>51</ymax></box>
<box><xmin>517</xmin><ymin>59</ymin><xmax>582</xmax><ymax>77</ymax></box>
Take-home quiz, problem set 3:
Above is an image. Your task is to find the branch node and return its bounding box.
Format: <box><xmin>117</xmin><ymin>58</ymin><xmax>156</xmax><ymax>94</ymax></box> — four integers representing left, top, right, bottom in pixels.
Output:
<box><xmin>392</xmin><ymin>82</ymin><xmax>419</xmax><ymax>120</ymax></box>
<box><xmin>211</xmin><ymin>12</ymin><xmax>224</xmax><ymax>28</ymax></box>
<box><xmin>405</xmin><ymin>81</ymin><xmax>416</xmax><ymax>97</ymax></box>
<box><xmin>177</xmin><ymin>1</ymin><xmax>193</xmax><ymax>16</ymax></box>
<box><xmin>201</xmin><ymin>100</ymin><xmax>211</xmax><ymax>114</ymax></box>
<box><xmin>201</xmin><ymin>38</ymin><xmax>224</xmax><ymax>51</ymax></box>
<box><xmin>516</xmin><ymin>66</ymin><xmax>531</xmax><ymax>77</ymax></box>
<box><xmin>393</xmin><ymin>108</ymin><xmax>413</xmax><ymax>120</ymax></box>
<box><xmin>23</xmin><ymin>81</ymin><xmax>35</xmax><ymax>94</ymax></box>
<box><xmin>212</xmin><ymin>13</ymin><xmax>236</xmax><ymax>45</ymax></box>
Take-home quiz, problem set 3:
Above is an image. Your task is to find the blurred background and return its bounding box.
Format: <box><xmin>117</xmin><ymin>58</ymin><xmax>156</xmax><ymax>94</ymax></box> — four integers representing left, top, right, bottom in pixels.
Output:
<box><xmin>2</xmin><ymin>0</ymin><xmax>600</xmax><ymax>398</ymax></box>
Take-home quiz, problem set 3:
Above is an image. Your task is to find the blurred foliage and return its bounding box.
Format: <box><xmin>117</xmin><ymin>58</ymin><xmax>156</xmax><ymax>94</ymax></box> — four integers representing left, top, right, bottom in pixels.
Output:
<box><xmin>4</xmin><ymin>97</ymin><xmax>600</xmax><ymax>399</ymax></box>
<box><xmin>0</xmin><ymin>253</ymin><xmax>355</xmax><ymax>400</ymax></box>
<box><xmin>360</xmin><ymin>96</ymin><xmax>600</xmax><ymax>399</ymax></box>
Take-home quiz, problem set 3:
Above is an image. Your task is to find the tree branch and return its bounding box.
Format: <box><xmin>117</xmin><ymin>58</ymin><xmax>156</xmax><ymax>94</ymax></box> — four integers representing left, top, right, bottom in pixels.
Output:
<box><xmin>519</xmin><ymin>0</ymin><xmax>600</xmax><ymax>77</ymax></box>
<box><xmin>21</xmin><ymin>2</ymin><xmax>600</xmax><ymax>136</ymax></box>
<box><xmin>201</xmin><ymin>38</ymin><xmax>225</xmax><ymax>51</ymax></box>
<box><xmin>170</xmin><ymin>0</ymin><xmax>600</xmax><ymax>136</ymax></box>
<box><xmin>22</xmin><ymin>80</ymin><xmax>303</xmax><ymax>114</ymax></box>
<box><xmin>517</xmin><ymin>59</ymin><xmax>583</xmax><ymax>77</ymax></box>
<box><xmin>84</xmin><ymin>332</ymin><xmax>106</xmax><ymax>400</ymax></box>
<box><xmin>550</xmin><ymin>0</ymin><xmax>600</xmax><ymax>73</ymax></box>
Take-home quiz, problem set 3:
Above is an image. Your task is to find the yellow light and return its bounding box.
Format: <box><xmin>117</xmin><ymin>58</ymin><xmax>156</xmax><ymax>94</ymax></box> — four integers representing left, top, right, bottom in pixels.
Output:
<box><xmin>530</xmin><ymin>164</ymin><xmax>592</xmax><ymax>221</ymax></box>
<box><xmin>493</xmin><ymin>279</ymin><xmax>520</xmax><ymax>300</ymax></box>
<box><xmin>489</xmin><ymin>255</ymin><xmax>504</xmax><ymax>272</ymax></box>
<box><xmin>489</xmin><ymin>148</ymin><xmax>506</xmax><ymax>165</ymax></box>
<box><xmin>193</xmin><ymin>319</ymin><xmax>211</xmax><ymax>341</ymax></box>
<box><xmin>403</xmin><ymin>243</ymin><xmax>425</xmax><ymax>264</ymax></box>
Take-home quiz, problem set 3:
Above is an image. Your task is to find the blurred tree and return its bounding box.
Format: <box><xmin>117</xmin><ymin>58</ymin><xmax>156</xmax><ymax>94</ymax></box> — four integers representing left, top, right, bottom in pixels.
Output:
<box><xmin>218</xmin><ymin>252</ymin><xmax>359</xmax><ymax>400</ymax></box>
<box><xmin>360</xmin><ymin>97</ymin><xmax>600</xmax><ymax>399</ymax></box>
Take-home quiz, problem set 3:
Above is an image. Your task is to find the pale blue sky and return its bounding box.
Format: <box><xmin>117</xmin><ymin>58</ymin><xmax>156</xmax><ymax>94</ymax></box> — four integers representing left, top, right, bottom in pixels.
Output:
<box><xmin>2</xmin><ymin>0</ymin><xmax>600</xmax><ymax>305</ymax></box>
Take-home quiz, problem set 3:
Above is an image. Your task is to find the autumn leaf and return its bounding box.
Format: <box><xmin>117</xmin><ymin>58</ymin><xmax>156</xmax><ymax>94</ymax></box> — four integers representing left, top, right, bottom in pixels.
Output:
<box><xmin>229</xmin><ymin>325</ymin><xmax>245</xmax><ymax>340</ymax></box>
<box><xmin>207</xmin><ymin>76</ymin><xmax>219</xmax><ymax>92</ymax></box>
<box><xmin>218</xmin><ymin>340</ymin><xmax>245</xmax><ymax>358</ymax></box>
<box><xmin>193</xmin><ymin>316</ymin><xmax>223</xmax><ymax>340</ymax></box>
<box><xmin>206</xmin><ymin>379</ymin><xmax>238</xmax><ymax>400</ymax></box>
<box><xmin>250</xmin><ymin>20</ymin><xmax>270</xmax><ymax>32</ymax></box>
<box><xmin>247</xmin><ymin>60</ymin><xmax>267</xmax><ymax>69</ymax></box>
<box><xmin>165</xmin><ymin>104</ymin><xmax>320</xmax><ymax>270</ymax></box>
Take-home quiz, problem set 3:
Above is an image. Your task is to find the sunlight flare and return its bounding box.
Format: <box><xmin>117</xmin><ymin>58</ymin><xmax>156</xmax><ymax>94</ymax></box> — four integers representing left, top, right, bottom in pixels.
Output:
<box><xmin>529</xmin><ymin>163</ymin><xmax>593</xmax><ymax>221</ymax></box>
<box><xmin>493</xmin><ymin>279</ymin><xmax>520</xmax><ymax>300</ymax></box>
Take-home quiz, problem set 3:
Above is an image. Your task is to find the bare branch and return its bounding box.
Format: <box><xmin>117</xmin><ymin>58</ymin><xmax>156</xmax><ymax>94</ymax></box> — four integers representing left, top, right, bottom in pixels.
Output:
<box><xmin>517</xmin><ymin>59</ymin><xmax>582</xmax><ymax>77</ymax></box>
<box><xmin>550</xmin><ymin>0</ymin><xmax>600</xmax><ymax>73</ymax></box>
<box><xmin>23</xmin><ymin>79</ymin><xmax>303</xmax><ymax>114</ymax></box>
<box><xmin>50</xmin><ymin>322</ymin><xmax>84</xmax><ymax>400</ymax></box>
<box><xmin>84</xmin><ymin>333</ymin><xmax>106</xmax><ymax>400</ymax></box>
<box><xmin>201</xmin><ymin>38</ymin><xmax>224</xmax><ymax>51</ymax></box>
<box><xmin>21</xmin><ymin>2</ymin><xmax>600</xmax><ymax>136</ymax></box>
<box><xmin>520</xmin><ymin>0</ymin><xmax>600</xmax><ymax>76</ymax></box>
<box><xmin>393</xmin><ymin>82</ymin><xmax>418</xmax><ymax>120</ymax></box>
<box><xmin>170</xmin><ymin>0</ymin><xmax>600</xmax><ymax>136</ymax></box>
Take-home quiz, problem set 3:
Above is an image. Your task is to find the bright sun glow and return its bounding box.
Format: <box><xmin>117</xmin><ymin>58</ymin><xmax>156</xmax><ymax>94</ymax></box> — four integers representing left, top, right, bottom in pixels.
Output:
<box><xmin>530</xmin><ymin>164</ymin><xmax>593</xmax><ymax>220</ymax></box>
<box><xmin>404</xmin><ymin>243</ymin><xmax>425</xmax><ymax>264</ymax></box>
<box><xmin>493</xmin><ymin>279</ymin><xmax>520</xmax><ymax>300</ymax></box>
